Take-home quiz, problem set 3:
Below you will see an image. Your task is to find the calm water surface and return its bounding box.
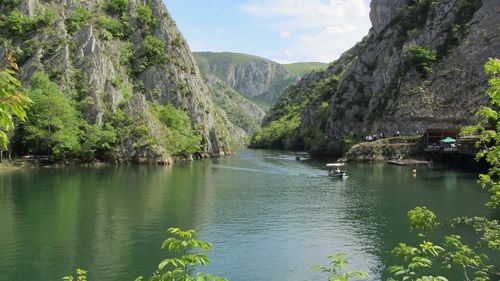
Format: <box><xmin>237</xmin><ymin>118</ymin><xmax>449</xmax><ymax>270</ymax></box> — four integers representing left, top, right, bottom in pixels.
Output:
<box><xmin>0</xmin><ymin>149</ymin><xmax>492</xmax><ymax>280</ymax></box>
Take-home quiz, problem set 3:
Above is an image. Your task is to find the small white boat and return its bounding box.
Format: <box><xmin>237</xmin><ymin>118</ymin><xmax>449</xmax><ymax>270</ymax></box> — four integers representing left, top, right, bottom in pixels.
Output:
<box><xmin>327</xmin><ymin>163</ymin><xmax>348</xmax><ymax>178</ymax></box>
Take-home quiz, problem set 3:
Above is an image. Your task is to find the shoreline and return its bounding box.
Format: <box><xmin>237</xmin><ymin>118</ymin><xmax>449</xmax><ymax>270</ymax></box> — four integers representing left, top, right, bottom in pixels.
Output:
<box><xmin>1</xmin><ymin>151</ymin><xmax>237</xmax><ymax>169</ymax></box>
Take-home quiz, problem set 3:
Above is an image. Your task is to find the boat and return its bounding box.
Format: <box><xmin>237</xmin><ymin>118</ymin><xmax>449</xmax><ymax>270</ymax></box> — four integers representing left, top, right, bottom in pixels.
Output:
<box><xmin>326</xmin><ymin>163</ymin><xmax>347</xmax><ymax>178</ymax></box>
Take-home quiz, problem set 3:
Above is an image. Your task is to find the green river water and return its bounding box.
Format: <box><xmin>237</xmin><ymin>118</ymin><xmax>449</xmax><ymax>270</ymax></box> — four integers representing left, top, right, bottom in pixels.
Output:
<box><xmin>0</xmin><ymin>149</ymin><xmax>493</xmax><ymax>280</ymax></box>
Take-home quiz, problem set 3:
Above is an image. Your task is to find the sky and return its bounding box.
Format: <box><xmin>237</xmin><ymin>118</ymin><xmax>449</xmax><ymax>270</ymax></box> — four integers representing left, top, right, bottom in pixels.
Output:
<box><xmin>165</xmin><ymin>0</ymin><xmax>373</xmax><ymax>63</ymax></box>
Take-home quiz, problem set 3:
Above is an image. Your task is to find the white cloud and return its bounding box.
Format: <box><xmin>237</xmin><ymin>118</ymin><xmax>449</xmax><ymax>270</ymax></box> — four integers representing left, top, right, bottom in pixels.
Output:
<box><xmin>280</xmin><ymin>30</ymin><xmax>292</xmax><ymax>38</ymax></box>
<box><xmin>241</xmin><ymin>0</ymin><xmax>371</xmax><ymax>62</ymax></box>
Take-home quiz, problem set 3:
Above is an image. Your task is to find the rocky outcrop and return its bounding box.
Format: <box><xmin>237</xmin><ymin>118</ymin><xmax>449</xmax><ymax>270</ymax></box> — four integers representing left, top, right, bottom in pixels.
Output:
<box><xmin>2</xmin><ymin>0</ymin><xmax>244</xmax><ymax>163</ymax></box>
<box><xmin>345</xmin><ymin>137</ymin><xmax>423</xmax><ymax>162</ymax></box>
<box><xmin>370</xmin><ymin>0</ymin><xmax>409</xmax><ymax>33</ymax></box>
<box><xmin>257</xmin><ymin>0</ymin><xmax>499</xmax><ymax>155</ymax></box>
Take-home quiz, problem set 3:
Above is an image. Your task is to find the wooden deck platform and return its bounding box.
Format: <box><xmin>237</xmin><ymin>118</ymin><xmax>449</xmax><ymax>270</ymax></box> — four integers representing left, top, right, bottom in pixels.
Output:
<box><xmin>387</xmin><ymin>159</ymin><xmax>431</xmax><ymax>166</ymax></box>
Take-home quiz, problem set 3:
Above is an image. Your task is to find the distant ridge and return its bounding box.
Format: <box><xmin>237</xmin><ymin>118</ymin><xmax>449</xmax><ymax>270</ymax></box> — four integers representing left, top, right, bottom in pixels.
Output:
<box><xmin>193</xmin><ymin>51</ymin><xmax>327</xmax><ymax>104</ymax></box>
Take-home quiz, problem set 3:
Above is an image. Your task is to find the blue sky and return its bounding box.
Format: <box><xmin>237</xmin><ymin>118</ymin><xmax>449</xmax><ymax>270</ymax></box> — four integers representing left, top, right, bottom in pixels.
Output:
<box><xmin>165</xmin><ymin>0</ymin><xmax>372</xmax><ymax>63</ymax></box>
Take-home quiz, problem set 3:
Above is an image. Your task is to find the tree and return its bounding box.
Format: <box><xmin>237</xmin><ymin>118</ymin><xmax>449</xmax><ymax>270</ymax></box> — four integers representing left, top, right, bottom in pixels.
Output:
<box><xmin>0</xmin><ymin>52</ymin><xmax>31</xmax><ymax>151</ymax></box>
<box><xmin>462</xmin><ymin>58</ymin><xmax>500</xmax><ymax>208</ymax></box>
<box><xmin>21</xmin><ymin>72</ymin><xmax>81</xmax><ymax>158</ymax></box>
<box><xmin>388</xmin><ymin>58</ymin><xmax>500</xmax><ymax>281</ymax></box>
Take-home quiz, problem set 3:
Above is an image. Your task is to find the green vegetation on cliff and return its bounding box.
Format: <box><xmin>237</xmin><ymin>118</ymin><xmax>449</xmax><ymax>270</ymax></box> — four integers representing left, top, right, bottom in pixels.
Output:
<box><xmin>207</xmin><ymin>79</ymin><xmax>265</xmax><ymax>135</ymax></box>
<box><xmin>252</xmin><ymin>0</ymin><xmax>493</xmax><ymax>155</ymax></box>
<box><xmin>283</xmin><ymin>62</ymin><xmax>328</xmax><ymax>76</ymax></box>
<box><xmin>194</xmin><ymin>52</ymin><xmax>326</xmax><ymax>107</ymax></box>
<box><xmin>388</xmin><ymin>59</ymin><xmax>500</xmax><ymax>281</ymax></box>
<box><xmin>1</xmin><ymin>0</ymin><xmax>242</xmax><ymax>163</ymax></box>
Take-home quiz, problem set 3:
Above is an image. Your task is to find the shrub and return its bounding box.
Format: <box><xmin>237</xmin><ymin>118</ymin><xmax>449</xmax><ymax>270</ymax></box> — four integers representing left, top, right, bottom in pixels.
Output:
<box><xmin>96</xmin><ymin>15</ymin><xmax>125</xmax><ymax>39</ymax></box>
<box><xmin>65</xmin><ymin>7</ymin><xmax>92</xmax><ymax>33</ymax></box>
<box><xmin>119</xmin><ymin>41</ymin><xmax>134</xmax><ymax>66</ymax></box>
<box><xmin>0</xmin><ymin>8</ymin><xmax>56</xmax><ymax>38</ymax></box>
<box><xmin>251</xmin><ymin>115</ymin><xmax>300</xmax><ymax>149</ymax></box>
<box><xmin>0</xmin><ymin>10</ymin><xmax>35</xmax><ymax>38</ymax></box>
<box><xmin>34</xmin><ymin>8</ymin><xmax>56</xmax><ymax>28</ymax></box>
<box><xmin>20</xmin><ymin>72</ymin><xmax>82</xmax><ymax>158</ymax></box>
<box><xmin>407</xmin><ymin>44</ymin><xmax>437</xmax><ymax>76</ymax></box>
<box><xmin>151</xmin><ymin>103</ymin><xmax>202</xmax><ymax>156</ymax></box>
<box><xmin>143</xmin><ymin>35</ymin><xmax>166</xmax><ymax>65</ymax></box>
<box><xmin>105</xmin><ymin>0</ymin><xmax>129</xmax><ymax>15</ymax></box>
<box><xmin>136</xmin><ymin>4</ymin><xmax>155</xmax><ymax>33</ymax></box>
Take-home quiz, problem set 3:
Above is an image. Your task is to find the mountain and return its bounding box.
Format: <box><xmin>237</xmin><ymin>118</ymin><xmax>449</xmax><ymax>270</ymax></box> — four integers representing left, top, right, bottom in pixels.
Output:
<box><xmin>283</xmin><ymin>62</ymin><xmax>328</xmax><ymax>76</ymax></box>
<box><xmin>0</xmin><ymin>0</ymin><xmax>244</xmax><ymax>164</ymax></box>
<box><xmin>204</xmin><ymin>74</ymin><xmax>266</xmax><ymax>135</ymax></box>
<box><xmin>252</xmin><ymin>0</ymin><xmax>499</xmax><ymax>154</ymax></box>
<box><xmin>194</xmin><ymin>52</ymin><xmax>327</xmax><ymax>106</ymax></box>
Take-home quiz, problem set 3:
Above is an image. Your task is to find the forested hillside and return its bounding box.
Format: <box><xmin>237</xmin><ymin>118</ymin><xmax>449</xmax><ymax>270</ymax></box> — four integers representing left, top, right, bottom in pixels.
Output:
<box><xmin>252</xmin><ymin>0</ymin><xmax>499</xmax><ymax>154</ymax></box>
<box><xmin>0</xmin><ymin>0</ymin><xmax>244</xmax><ymax>164</ymax></box>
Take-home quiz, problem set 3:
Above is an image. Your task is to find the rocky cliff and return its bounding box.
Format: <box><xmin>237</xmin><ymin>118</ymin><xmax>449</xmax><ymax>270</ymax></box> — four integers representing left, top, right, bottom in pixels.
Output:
<box><xmin>254</xmin><ymin>0</ymin><xmax>499</xmax><ymax>154</ymax></box>
<box><xmin>194</xmin><ymin>52</ymin><xmax>326</xmax><ymax>107</ymax></box>
<box><xmin>204</xmin><ymin>73</ymin><xmax>266</xmax><ymax>134</ymax></box>
<box><xmin>0</xmin><ymin>0</ymin><xmax>244</xmax><ymax>163</ymax></box>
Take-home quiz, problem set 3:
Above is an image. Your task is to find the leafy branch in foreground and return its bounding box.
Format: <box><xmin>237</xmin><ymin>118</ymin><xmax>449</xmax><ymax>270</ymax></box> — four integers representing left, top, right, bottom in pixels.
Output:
<box><xmin>63</xmin><ymin>227</ymin><xmax>227</xmax><ymax>281</ymax></box>
<box><xmin>145</xmin><ymin>227</ymin><xmax>227</xmax><ymax>281</ymax></box>
<box><xmin>311</xmin><ymin>252</ymin><xmax>369</xmax><ymax>281</ymax></box>
<box><xmin>389</xmin><ymin>58</ymin><xmax>500</xmax><ymax>281</ymax></box>
<box><xmin>461</xmin><ymin>57</ymin><xmax>500</xmax><ymax>208</ymax></box>
<box><xmin>63</xmin><ymin>268</ymin><xmax>87</xmax><ymax>281</ymax></box>
<box><xmin>0</xmin><ymin>51</ymin><xmax>31</xmax><ymax>150</ymax></box>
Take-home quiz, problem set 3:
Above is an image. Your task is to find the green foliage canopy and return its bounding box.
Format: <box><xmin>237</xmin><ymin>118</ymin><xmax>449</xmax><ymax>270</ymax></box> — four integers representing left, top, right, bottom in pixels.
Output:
<box><xmin>22</xmin><ymin>72</ymin><xmax>82</xmax><ymax>157</ymax></box>
<box><xmin>136</xmin><ymin>4</ymin><xmax>155</xmax><ymax>33</ymax></box>
<box><xmin>251</xmin><ymin>115</ymin><xmax>300</xmax><ymax>149</ymax></box>
<box><xmin>0</xmin><ymin>8</ymin><xmax>55</xmax><ymax>39</ymax></box>
<box><xmin>65</xmin><ymin>7</ymin><xmax>92</xmax><ymax>34</ymax></box>
<box><xmin>407</xmin><ymin>44</ymin><xmax>437</xmax><ymax>76</ymax></box>
<box><xmin>151</xmin><ymin>103</ymin><xmax>202</xmax><ymax>156</ymax></box>
<box><xmin>462</xmin><ymin>58</ymin><xmax>500</xmax><ymax>208</ymax></box>
<box><xmin>96</xmin><ymin>15</ymin><xmax>126</xmax><ymax>39</ymax></box>
<box><xmin>143</xmin><ymin>35</ymin><xmax>167</xmax><ymax>65</ymax></box>
<box><xmin>105</xmin><ymin>0</ymin><xmax>129</xmax><ymax>15</ymax></box>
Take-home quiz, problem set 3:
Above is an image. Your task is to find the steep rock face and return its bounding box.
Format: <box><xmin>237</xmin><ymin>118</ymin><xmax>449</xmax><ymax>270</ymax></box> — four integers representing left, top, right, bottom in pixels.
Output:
<box><xmin>2</xmin><ymin>0</ymin><xmax>243</xmax><ymax>163</ymax></box>
<box><xmin>370</xmin><ymin>0</ymin><xmax>409</xmax><ymax>33</ymax></box>
<box><xmin>194</xmin><ymin>52</ymin><xmax>300</xmax><ymax>105</ymax></box>
<box><xmin>204</xmin><ymin>73</ymin><xmax>266</xmax><ymax>134</ymax></box>
<box><xmin>258</xmin><ymin>0</ymin><xmax>499</xmax><ymax>154</ymax></box>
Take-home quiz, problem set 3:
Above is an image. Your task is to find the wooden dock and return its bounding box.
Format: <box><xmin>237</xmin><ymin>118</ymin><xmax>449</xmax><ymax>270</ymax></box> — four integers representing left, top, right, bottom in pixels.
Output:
<box><xmin>387</xmin><ymin>159</ymin><xmax>431</xmax><ymax>166</ymax></box>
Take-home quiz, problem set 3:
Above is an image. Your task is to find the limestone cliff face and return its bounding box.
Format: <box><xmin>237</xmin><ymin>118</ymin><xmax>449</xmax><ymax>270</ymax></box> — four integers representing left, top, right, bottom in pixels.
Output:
<box><xmin>194</xmin><ymin>52</ymin><xmax>299</xmax><ymax>105</ymax></box>
<box><xmin>259</xmin><ymin>0</ymin><xmax>499</xmax><ymax>154</ymax></box>
<box><xmin>204</xmin><ymin>73</ymin><xmax>266</xmax><ymax>134</ymax></box>
<box><xmin>370</xmin><ymin>0</ymin><xmax>409</xmax><ymax>33</ymax></box>
<box><xmin>2</xmin><ymin>0</ymin><xmax>244</xmax><ymax>163</ymax></box>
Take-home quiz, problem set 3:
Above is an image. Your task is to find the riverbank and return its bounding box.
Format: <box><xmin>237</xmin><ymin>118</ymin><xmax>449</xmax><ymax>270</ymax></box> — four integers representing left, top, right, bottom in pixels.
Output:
<box><xmin>1</xmin><ymin>151</ymin><xmax>236</xmax><ymax>168</ymax></box>
<box><xmin>343</xmin><ymin>136</ymin><xmax>424</xmax><ymax>162</ymax></box>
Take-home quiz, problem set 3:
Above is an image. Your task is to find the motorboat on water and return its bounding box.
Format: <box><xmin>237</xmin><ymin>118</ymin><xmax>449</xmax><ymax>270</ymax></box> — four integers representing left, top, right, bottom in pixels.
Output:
<box><xmin>326</xmin><ymin>163</ymin><xmax>347</xmax><ymax>178</ymax></box>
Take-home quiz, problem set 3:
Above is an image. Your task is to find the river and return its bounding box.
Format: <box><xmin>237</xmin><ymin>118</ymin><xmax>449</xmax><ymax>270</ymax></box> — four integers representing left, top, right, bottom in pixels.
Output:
<box><xmin>0</xmin><ymin>149</ymin><xmax>492</xmax><ymax>280</ymax></box>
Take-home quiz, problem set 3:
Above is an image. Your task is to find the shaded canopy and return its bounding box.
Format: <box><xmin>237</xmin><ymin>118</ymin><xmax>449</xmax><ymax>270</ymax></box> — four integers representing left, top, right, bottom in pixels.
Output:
<box><xmin>440</xmin><ymin>137</ymin><xmax>456</xmax><ymax>143</ymax></box>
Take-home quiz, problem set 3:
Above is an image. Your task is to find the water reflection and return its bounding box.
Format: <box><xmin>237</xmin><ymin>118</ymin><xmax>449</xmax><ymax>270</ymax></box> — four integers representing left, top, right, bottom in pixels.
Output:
<box><xmin>0</xmin><ymin>150</ymin><xmax>489</xmax><ymax>281</ymax></box>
